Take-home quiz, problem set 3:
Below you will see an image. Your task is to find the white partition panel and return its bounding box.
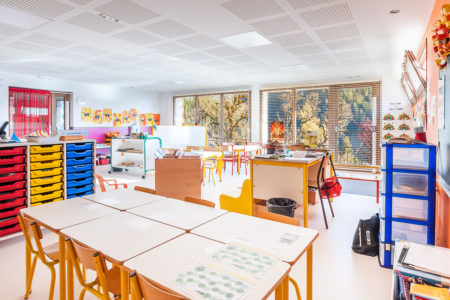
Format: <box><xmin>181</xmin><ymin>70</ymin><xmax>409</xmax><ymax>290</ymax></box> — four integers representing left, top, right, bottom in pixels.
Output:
<box><xmin>155</xmin><ymin>125</ymin><xmax>206</xmax><ymax>148</ymax></box>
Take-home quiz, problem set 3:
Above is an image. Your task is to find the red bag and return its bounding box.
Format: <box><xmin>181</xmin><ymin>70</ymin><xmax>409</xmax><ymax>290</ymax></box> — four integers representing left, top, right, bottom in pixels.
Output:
<box><xmin>320</xmin><ymin>176</ymin><xmax>342</xmax><ymax>199</ymax></box>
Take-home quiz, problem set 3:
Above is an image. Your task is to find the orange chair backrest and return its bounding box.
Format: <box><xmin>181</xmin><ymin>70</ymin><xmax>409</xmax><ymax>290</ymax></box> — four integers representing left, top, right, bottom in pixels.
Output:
<box><xmin>131</xmin><ymin>272</ymin><xmax>188</xmax><ymax>300</ymax></box>
<box><xmin>184</xmin><ymin>196</ymin><xmax>215</xmax><ymax>208</ymax></box>
<box><xmin>255</xmin><ymin>210</ymin><xmax>299</xmax><ymax>226</ymax></box>
<box><xmin>96</xmin><ymin>174</ymin><xmax>107</xmax><ymax>192</ymax></box>
<box><xmin>134</xmin><ymin>186</ymin><xmax>156</xmax><ymax>194</ymax></box>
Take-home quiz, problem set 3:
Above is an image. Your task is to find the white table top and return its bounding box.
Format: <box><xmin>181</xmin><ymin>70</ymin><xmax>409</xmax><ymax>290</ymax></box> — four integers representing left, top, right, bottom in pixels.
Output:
<box><xmin>82</xmin><ymin>189</ymin><xmax>162</xmax><ymax>211</ymax></box>
<box><xmin>234</xmin><ymin>145</ymin><xmax>260</xmax><ymax>152</ymax></box>
<box><xmin>124</xmin><ymin>234</ymin><xmax>290</xmax><ymax>300</ymax></box>
<box><xmin>61</xmin><ymin>212</ymin><xmax>185</xmax><ymax>263</ymax></box>
<box><xmin>191</xmin><ymin>212</ymin><xmax>319</xmax><ymax>264</ymax></box>
<box><xmin>127</xmin><ymin>198</ymin><xmax>227</xmax><ymax>231</ymax></box>
<box><xmin>21</xmin><ymin>197</ymin><xmax>117</xmax><ymax>231</ymax></box>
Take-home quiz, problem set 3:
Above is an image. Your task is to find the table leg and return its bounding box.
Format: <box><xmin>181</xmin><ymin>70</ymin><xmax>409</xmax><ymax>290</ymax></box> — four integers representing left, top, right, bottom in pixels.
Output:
<box><xmin>59</xmin><ymin>235</ymin><xmax>66</xmax><ymax>300</ymax></box>
<box><xmin>303</xmin><ymin>166</ymin><xmax>308</xmax><ymax>228</ymax></box>
<box><xmin>67</xmin><ymin>248</ymin><xmax>74</xmax><ymax>300</ymax></box>
<box><xmin>237</xmin><ymin>152</ymin><xmax>241</xmax><ymax>174</ymax></box>
<box><xmin>282</xmin><ymin>276</ymin><xmax>289</xmax><ymax>299</ymax></box>
<box><xmin>219</xmin><ymin>157</ymin><xmax>223</xmax><ymax>182</ymax></box>
<box><xmin>121</xmin><ymin>267</ymin><xmax>129</xmax><ymax>300</ymax></box>
<box><xmin>306</xmin><ymin>245</ymin><xmax>313</xmax><ymax>300</ymax></box>
<box><xmin>275</xmin><ymin>279</ymin><xmax>284</xmax><ymax>300</ymax></box>
<box><xmin>25</xmin><ymin>242</ymin><xmax>30</xmax><ymax>293</ymax></box>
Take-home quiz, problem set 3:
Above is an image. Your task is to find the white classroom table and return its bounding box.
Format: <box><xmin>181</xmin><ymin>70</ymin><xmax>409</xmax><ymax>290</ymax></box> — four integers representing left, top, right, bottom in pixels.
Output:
<box><xmin>127</xmin><ymin>197</ymin><xmax>227</xmax><ymax>231</ymax></box>
<box><xmin>61</xmin><ymin>212</ymin><xmax>185</xmax><ymax>300</ymax></box>
<box><xmin>20</xmin><ymin>197</ymin><xmax>118</xmax><ymax>300</ymax></box>
<box><xmin>82</xmin><ymin>188</ymin><xmax>162</xmax><ymax>211</ymax></box>
<box><xmin>124</xmin><ymin>234</ymin><xmax>291</xmax><ymax>300</ymax></box>
<box><xmin>191</xmin><ymin>212</ymin><xmax>319</xmax><ymax>300</ymax></box>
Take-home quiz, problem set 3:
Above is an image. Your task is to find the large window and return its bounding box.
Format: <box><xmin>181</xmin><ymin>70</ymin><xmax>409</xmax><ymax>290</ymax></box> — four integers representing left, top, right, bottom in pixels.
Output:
<box><xmin>261</xmin><ymin>90</ymin><xmax>293</xmax><ymax>144</ymax></box>
<box><xmin>173</xmin><ymin>91</ymin><xmax>250</xmax><ymax>146</ymax></box>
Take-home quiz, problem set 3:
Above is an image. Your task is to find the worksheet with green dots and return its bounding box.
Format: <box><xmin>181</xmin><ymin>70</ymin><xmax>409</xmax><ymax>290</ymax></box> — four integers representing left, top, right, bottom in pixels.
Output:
<box><xmin>173</xmin><ymin>263</ymin><xmax>254</xmax><ymax>300</ymax></box>
<box><xmin>208</xmin><ymin>244</ymin><xmax>279</xmax><ymax>279</ymax></box>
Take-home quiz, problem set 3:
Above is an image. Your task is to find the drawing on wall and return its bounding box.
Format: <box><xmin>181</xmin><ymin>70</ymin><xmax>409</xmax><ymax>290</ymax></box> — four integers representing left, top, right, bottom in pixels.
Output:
<box><xmin>153</xmin><ymin>114</ymin><xmax>160</xmax><ymax>125</ymax></box>
<box><xmin>383</xmin><ymin>124</ymin><xmax>395</xmax><ymax>130</ymax></box>
<box><xmin>81</xmin><ymin>107</ymin><xmax>92</xmax><ymax>123</ymax></box>
<box><xmin>383</xmin><ymin>133</ymin><xmax>393</xmax><ymax>140</ymax></box>
<box><xmin>113</xmin><ymin>113</ymin><xmax>122</xmax><ymax>127</ymax></box>
<box><xmin>383</xmin><ymin>114</ymin><xmax>395</xmax><ymax>121</ymax></box>
<box><xmin>398</xmin><ymin>124</ymin><xmax>410</xmax><ymax>131</ymax></box>
<box><xmin>399</xmin><ymin>133</ymin><xmax>410</xmax><ymax>139</ymax></box>
<box><xmin>93</xmin><ymin>110</ymin><xmax>102</xmax><ymax>124</ymax></box>
<box><xmin>270</xmin><ymin>121</ymin><xmax>284</xmax><ymax>143</ymax></box>
<box><xmin>103</xmin><ymin>109</ymin><xmax>112</xmax><ymax>123</ymax></box>
<box><xmin>130</xmin><ymin>108</ymin><xmax>138</xmax><ymax>122</ymax></box>
<box><xmin>139</xmin><ymin>114</ymin><xmax>146</xmax><ymax>126</ymax></box>
<box><xmin>146</xmin><ymin>113</ymin><xmax>154</xmax><ymax>125</ymax></box>
<box><xmin>121</xmin><ymin>110</ymin><xmax>130</xmax><ymax>124</ymax></box>
<box><xmin>398</xmin><ymin>113</ymin><xmax>411</xmax><ymax>120</ymax></box>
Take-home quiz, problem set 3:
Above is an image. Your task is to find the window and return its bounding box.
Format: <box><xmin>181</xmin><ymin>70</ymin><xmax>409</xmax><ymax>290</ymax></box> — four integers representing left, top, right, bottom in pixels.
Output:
<box><xmin>261</xmin><ymin>90</ymin><xmax>293</xmax><ymax>144</ymax></box>
<box><xmin>52</xmin><ymin>93</ymin><xmax>71</xmax><ymax>132</ymax></box>
<box><xmin>173</xmin><ymin>91</ymin><xmax>250</xmax><ymax>146</ymax></box>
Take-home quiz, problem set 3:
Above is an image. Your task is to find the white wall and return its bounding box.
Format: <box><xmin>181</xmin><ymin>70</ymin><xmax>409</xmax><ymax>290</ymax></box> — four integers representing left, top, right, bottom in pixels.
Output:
<box><xmin>381</xmin><ymin>74</ymin><xmax>412</xmax><ymax>115</ymax></box>
<box><xmin>157</xmin><ymin>92</ymin><xmax>174</xmax><ymax>126</ymax></box>
<box><xmin>0</xmin><ymin>72</ymin><xmax>158</xmax><ymax>128</ymax></box>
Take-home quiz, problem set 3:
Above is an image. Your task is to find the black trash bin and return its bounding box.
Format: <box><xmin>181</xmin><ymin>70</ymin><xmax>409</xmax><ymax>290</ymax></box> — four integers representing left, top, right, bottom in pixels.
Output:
<box><xmin>267</xmin><ymin>198</ymin><xmax>296</xmax><ymax>217</ymax></box>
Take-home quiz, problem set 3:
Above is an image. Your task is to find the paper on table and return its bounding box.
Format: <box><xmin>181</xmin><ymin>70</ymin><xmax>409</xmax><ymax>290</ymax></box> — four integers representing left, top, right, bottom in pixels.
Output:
<box><xmin>101</xmin><ymin>198</ymin><xmax>120</xmax><ymax>205</ymax></box>
<box><xmin>81</xmin><ymin>203</ymin><xmax>103</xmax><ymax>210</ymax></box>
<box><xmin>233</xmin><ymin>230</ymin><xmax>300</xmax><ymax>256</ymax></box>
<box><xmin>402</xmin><ymin>243</ymin><xmax>450</xmax><ymax>278</ymax></box>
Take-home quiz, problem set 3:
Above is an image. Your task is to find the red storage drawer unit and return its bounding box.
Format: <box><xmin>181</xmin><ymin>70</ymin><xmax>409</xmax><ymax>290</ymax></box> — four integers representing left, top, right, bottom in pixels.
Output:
<box><xmin>0</xmin><ymin>181</ymin><xmax>26</xmax><ymax>192</ymax></box>
<box><xmin>0</xmin><ymin>164</ymin><xmax>26</xmax><ymax>174</ymax></box>
<box><xmin>0</xmin><ymin>147</ymin><xmax>25</xmax><ymax>157</ymax></box>
<box><xmin>0</xmin><ymin>223</ymin><xmax>21</xmax><ymax>237</ymax></box>
<box><xmin>0</xmin><ymin>197</ymin><xmax>26</xmax><ymax>210</ymax></box>
<box><xmin>0</xmin><ymin>189</ymin><xmax>26</xmax><ymax>201</ymax></box>
<box><xmin>0</xmin><ymin>172</ymin><xmax>26</xmax><ymax>183</ymax></box>
<box><xmin>0</xmin><ymin>155</ymin><xmax>25</xmax><ymax>165</ymax></box>
<box><xmin>0</xmin><ymin>216</ymin><xmax>19</xmax><ymax>228</ymax></box>
<box><xmin>0</xmin><ymin>205</ymin><xmax>26</xmax><ymax>220</ymax></box>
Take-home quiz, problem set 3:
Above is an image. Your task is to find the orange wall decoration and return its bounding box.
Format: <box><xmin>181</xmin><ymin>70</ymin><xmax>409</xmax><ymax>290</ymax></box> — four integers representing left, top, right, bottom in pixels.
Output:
<box><xmin>93</xmin><ymin>110</ymin><xmax>102</xmax><ymax>124</ymax></box>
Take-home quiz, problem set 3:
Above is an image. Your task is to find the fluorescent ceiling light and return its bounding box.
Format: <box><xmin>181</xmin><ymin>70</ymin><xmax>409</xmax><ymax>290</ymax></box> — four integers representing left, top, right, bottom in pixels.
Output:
<box><xmin>219</xmin><ymin>31</ymin><xmax>272</xmax><ymax>49</ymax></box>
<box><xmin>279</xmin><ymin>64</ymin><xmax>309</xmax><ymax>72</ymax></box>
<box><xmin>0</xmin><ymin>5</ymin><xmax>51</xmax><ymax>29</ymax></box>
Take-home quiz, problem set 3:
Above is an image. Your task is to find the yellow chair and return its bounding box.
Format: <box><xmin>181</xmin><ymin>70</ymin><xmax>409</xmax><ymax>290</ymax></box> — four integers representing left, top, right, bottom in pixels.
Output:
<box><xmin>219</xmin><ymin>179</ymin><xmax>253</xmax><ymax>215</ymax></box>
<box><xmin>130</xmin><ymin>272</ymin><xmax>188</xmax><ymax>299</ymax></box>
<box><xmin>18</xmin><ymin>214</ymin><xmax>59</xmax><ymax>300</ymax></box>
<box><xmin>255</xmin><ymin>210</ymin><xmax>303</xmax><ymax>300</ymax></box>
<box><xmin>65</xmin><ymin>238</ymin><xmax>122</xmax><ymax>300</ymax></box>
<box><xmin>202</xmin><ymin>156</ymin><xmax>219</xmax><ymax>186</ymax></box>
<box><xmin>184</xmin><ymin>196</ymin><xmax>215</xmax><ymax>207</ymax></box>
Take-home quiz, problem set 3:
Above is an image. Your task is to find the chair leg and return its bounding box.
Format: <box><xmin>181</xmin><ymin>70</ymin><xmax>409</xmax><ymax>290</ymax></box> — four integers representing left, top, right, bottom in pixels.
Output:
<box><xmin>318</xmin><ymin>190</ymin><xmax>329</xmax><ymax>229</ymax></box>
<box><xmin>48</xmin><ymin>266</ymin><xmax>56</xmax><ymax>300</ymax></box>
<box><xmin>25</xmin><ymin>255</ymin><xmax>38</xmax><ymax>299</ymax></box>
<box><xmin>289</xmin><ymin>277</ymin><xmax>302</xmax><ymax>300</ymax></box>
<box><xmin>324</xmin><ymin>189</ymin><xmax>335</xmax><ymax>217</ymax></box>
<box><xmin>79</xmin><ymin>288</ymin><xmax>87</xmax><ymax>300</ymax></box>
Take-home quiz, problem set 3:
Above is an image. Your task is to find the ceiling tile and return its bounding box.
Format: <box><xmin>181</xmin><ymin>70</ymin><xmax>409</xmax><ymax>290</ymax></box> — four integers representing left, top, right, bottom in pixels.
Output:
<box><xmin>304</xmin><ymin>60</ymin><xmax>337</xmax><ymax>68</ymax></box>
<box><xmin>299</xmin><ymin>3</ymin><xmax>353</xmax><ymax>28</ymax></box>
<box><xmin>87</xmin><ymin>58</ymin><xmax>116</xmax><ymax>68</ymax></box>
<box><xmin>177</xmin><ymin>35</ymin><xmax>221</xmax><ymax>49</ymax></box>
<box><xmin>69</xmin><ymin>0</ymin><xmax>93</xmax><ymax>4</ymax></box>
<box><xmin>204</xmin><ymin>46</ymin><xmax>241</xmax><ymax>57</ymax></box>
<box><xmin>198</xmin><ymin>59</ymin><xmax>231</xmax><ymax>67</ymax></box>
<box><xmin>251</xmin><ymin>16</ymin><xmax>300</xmax><ymax>36</ymax></box>
<box><xmin>143</xmin><ymin>19</ymin><xmax>195</xmax><ymax>38</ymax></box>
<box><xmin>287</xmin><ymin>0</ymin><xmax>334</xmax><ymax>9</ymax></box>
<box><xmin>0</xmin><ymin>22</ymin><xmax>24</xmax><ymax>37</ymax></box>
<box><xmin>176</xmin><ymin>51</ymin><xmax>212</xmax><ymax>62</ymax></box>
<box><xmin>221</xmin><ymin>0</ymin><xmax>284</xmax><ymax>21</ymax></box>
<box><xmin>68</xmin><ymin>45</ymin><xmax>107</xmax><ymax>56</ymax></box>
<box><xmin>270</xmin><ymin>32</ymin><xmax>314</xmax><ymax>47</ymax></box>
<box><xmin>333</xmin><ymin>49</ymin><xmax>368</xmax><ymax>59</ymax></box>
<box><xmin>149</xmin><ymin>42</ymin><xmax>190</xmax><ymax>55</ymax></box>
<box><xmin>95</xmin><ymin>0</ymin><xmax>160</xmax><ymax>24</ymax></box>
<box><xmin>326</xmin><ymin>37</ymin><xmax>364</xmax><ymax>50</ymax></box>
<box><xmin>22</xmin><ymin>33</ymin><xmax>72</xmax><ymax>48</ymax></box>
<box><xmin>299</xmin><ymin>54</ymin><xmax>331</xmax><ymax>63</ymax></box>
<box><xmin>288</xmin><ymin>44</ymin><xmax>323</xmax><ymax>56</ymax></box>
<box><xmin>242</xmin><ymin>61</ymin><xmax>268</xmax><ymax>69</ymax></box>
<box><xmin>113</xmin><ymin>29</ymin><xmax>161</xmax><ymax>45</ymax></box>
<box><xmin>7</xmin><ymin>41</ymin><xmax>53</xmax><ymax>53</ymax></box>
<box><xmin>225</xmin><ymin>54</ymin><xmax>257</xmax><ymax>64</ymax></box>
<box><xmin>66</xmin><ymin>12</ymin><xmax>125</xmax><ymax>33</ymax></box>
<box><xmin>0</xmin><ymin>0</ymin><xmax>74</xmax><ymax>19</ymax></box>
<box><xmin>339</xmin><ymin>57</ymin><xmax>368</xmax><ymax>65</ymax></box>
<box><xmin>52</xmin><ymin>50</ymin><xmax>90</xmax><ymax>60</ymax></box>
<box><xmin>315</xmin><ymin>23</ymin><xmax>359</xmax><ymax>41</ymax></box>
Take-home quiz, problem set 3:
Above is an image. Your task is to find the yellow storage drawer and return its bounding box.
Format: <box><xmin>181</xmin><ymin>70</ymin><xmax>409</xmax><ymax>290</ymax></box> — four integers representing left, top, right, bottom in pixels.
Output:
<box><xmin>31</xmin><ymin>198</ymin><xmax>63</xmax><ymax>207</ymax></box>
<box><xmin>30</xmin><ymin>145</ymin><xmax>62</xmax><ymax>154</ymax></box>
<box><xmin>30</xmin><ymin>190</ymin><xmax>63</xmax><ymax>203</ymax></box>
<box><xmin>30</xmin><ymin>167</ymin><xmax>63</xmax><ymax>179</ymax></box>
<box><xmin>30</xmin><ymin>160</ymin><xmax>62</xmax><ymax>171</ymax></box>
<box><xmin>30</xmin><ymin>152</ymin><xmax>62</xmax><ymax>162</ymax></box>
<box><xmin>30</xmin><ymin>182</ymin><xmax>63</xmax><ymax>195</ymax></box>
<box><xmin>30</xmin><ymin>175</ymin><xmax>63</xmax><ymax>187</ymax></box>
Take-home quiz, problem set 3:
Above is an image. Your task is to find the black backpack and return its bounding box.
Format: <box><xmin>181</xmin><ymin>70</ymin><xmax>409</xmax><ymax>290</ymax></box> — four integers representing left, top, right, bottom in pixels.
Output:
<box><xmin>351</xmin><ymin>213</ymin><xmax>379</xmax><ymax>257</ymax></box>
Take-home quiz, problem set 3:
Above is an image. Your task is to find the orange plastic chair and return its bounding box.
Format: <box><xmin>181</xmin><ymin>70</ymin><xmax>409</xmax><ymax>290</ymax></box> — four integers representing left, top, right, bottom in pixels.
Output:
<box><xmin>96</xmin><ymin>174</ymin><xmax>128</xmax><ymax>192</ymax></box>
<box><xmin>134</xmin><ymin>186</ymin><xmax>156</xmax><ymax>194</ymax></box>
<box><xmin>184</xmin><ymin>196</ymin><xmax>215</xmax><ymax>208</ymax></box>
<box><xmin>130</xmin><ymin>272</ymin><xmax>188</xmax><ymax>300</ymax></box>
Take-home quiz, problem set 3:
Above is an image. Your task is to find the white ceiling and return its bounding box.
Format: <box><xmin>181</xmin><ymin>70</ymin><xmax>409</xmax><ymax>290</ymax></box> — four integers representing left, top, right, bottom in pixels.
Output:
<box><xmin>0</xmin><ymin>0</ymin><xmax>435</xmax><ymax>93</ymax></box>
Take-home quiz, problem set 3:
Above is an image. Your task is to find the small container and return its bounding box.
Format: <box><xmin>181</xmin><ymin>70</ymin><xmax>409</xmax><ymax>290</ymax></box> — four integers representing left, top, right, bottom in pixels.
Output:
<box><xmin>392</xmin><ymin>171</ymin><xmax>428</xmax><ymax>196</ymax></box>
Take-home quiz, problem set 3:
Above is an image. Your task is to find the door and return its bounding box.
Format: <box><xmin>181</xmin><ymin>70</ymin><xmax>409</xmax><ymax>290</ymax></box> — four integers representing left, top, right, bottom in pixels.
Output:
<box><xmin>51</xmin><ymin>93</ymin><xmax>71</xmax><ymax>133</ymax></box>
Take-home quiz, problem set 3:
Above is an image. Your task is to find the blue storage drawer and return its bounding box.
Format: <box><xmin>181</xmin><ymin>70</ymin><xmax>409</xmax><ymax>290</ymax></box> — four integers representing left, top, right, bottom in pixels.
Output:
<box><xmin>66</xmin><ymin>143</ymin><xmax>93</xmax><ymax>151</ymax></box>
<box><xmin>67</xmin><ymin>184</ymin><xmax>93</xmax><ymax>196</ymax></box>
<box><xmin>67</xmin><ymin>177</ymin><xmax>93</xmax><ymax>188</ymax></box>
<box><xmin>67</xmin><ymin>170</ymin><xmax>93</xmax><ymax>180</ymax></box>
<box><xmin>67</xmin><ymin>150</ymin><xmax>93</xmax><ymax>159</ymax></box>
<box><xmin>67</xmin><ymin>163</ymin><xmax>93</xmax><ymax>173</ymax></box>
<box><xmin>67</xmin><ymin>157</ymin><xmax>92</xmax><ymax>166</ymax></box>
<box><xmin>67</xmin><ymin>190</ymin><xmax>94</xmax><ymax>199</ymax></box>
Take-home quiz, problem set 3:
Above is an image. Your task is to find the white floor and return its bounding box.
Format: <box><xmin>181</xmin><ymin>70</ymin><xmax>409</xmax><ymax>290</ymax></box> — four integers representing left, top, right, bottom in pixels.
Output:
<box><xmin>0</xmin><ymin>165</ymin><xmax>392</xmax><ymax>300</ymax></box>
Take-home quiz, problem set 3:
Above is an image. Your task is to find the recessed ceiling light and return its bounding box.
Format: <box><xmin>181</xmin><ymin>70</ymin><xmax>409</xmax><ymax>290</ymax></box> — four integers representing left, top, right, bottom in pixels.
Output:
<box><xmin>389</xmin><ymin>9</ymin><xmax>400</xmax><ymax>14</ymax></box>
<box><xmin>0</xmin><ymin>5</ymin><xmax>51</xmax><ymax>29</ymax></box>
<box><xmin>219</xmin><ymin>31</ymin><xmax>272</xmax><ymax>49</ymax></box>
<box><xmin>99</xmin><ymin>13</ymin><xmax>119</xmax><ymax>23</ymax></box>
<box><xmin>279</xmin><ymin>64</ymin><xmax>309</xmax><ymax>72</ymax></box>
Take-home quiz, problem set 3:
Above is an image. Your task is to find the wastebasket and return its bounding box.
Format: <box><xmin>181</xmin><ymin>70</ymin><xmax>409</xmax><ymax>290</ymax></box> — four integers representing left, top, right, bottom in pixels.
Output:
<box><xmin>267</xmin><ymin>198</ymin><xmax>296</xmax><ymax>217</ymax></box>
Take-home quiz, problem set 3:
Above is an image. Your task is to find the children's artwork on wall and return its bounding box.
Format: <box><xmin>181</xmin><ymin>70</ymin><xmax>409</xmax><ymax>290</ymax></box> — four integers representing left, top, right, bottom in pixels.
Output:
<box><xmin>122</xmin><ymin>110</ymin><xmax>130</xmax><ymax>124</ymax></box>
<box><xmin>383</xmin><ymin>114</ymin><xmax>395</xmax><ymax>121</ymax></box>
<box><xmin>399</xmin><ymin>133</ymin><xmax>410</xmax><ymax>139</ymax></box>
<box><xmin>81</xmin><ymin>107</ymin><xmax>92</xmax><ymax>122</ymax></box>
<box><xmin>153</xmin><ymin>114</ymin><xmax>160</xmax><ymax>125</ymax></box>
<box><xmin>113</xmin><ymin>113</ymin><xmax>122</xmax><ymax>127</ymax></box>
<box><xmin>383</xmin><ymin>133</ymin><xmax>393</xmax><ymax>140</ymax></box>
<box><xmin>103</xmin><ymin>109</ymin><xmax>112</xmax><ymax>123</ymax></box>
<box><xmin>383</xmin><ymin>124</ymin><xmax>395</xmax><ymax>130</ymax></box>
<box><xmin>130</xmin><ymin>108</ymin><xmax>138</xmax><ymax>122</ymax></box>
<box><xmin>140</xmin><ymin>114</ymin><xmax>146</xmax><ymax>126</ymax></box>
<box><xmin>398</xmin><ymin>123</ymin><xmax>410</xmax><ymax>131</ymax></box>
<box><xmin>146</xmin><ymin>113</ymin><xmax>154</xmax><ymax>125</ymax></box>
<box><xmin>93</xmin><ymin>110</ymin><xmax>102</xmax><ymax>124</ymax></box>
<box><xmin>398</xmin><ymin>113</ymin><xmax>411</xmax><ymax>120</ymax></box>
<box><xmin>270</xmin><ymin>121</ymin><xmax>284</xmax><ymax>143</ymax></box>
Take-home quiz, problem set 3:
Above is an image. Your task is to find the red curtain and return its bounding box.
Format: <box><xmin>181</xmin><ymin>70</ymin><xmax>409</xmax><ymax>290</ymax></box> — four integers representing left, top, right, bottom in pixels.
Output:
<box><xmin>8</xmin><ymin>87</ymin><xmax>51</xmax><ymax>138</ymax></box>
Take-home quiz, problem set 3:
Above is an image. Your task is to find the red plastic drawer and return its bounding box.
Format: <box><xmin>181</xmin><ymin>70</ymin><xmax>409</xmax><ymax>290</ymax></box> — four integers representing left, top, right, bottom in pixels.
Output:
<box><xmin>0</xmin><ymin>205</ymin><xmax>26</xmax><ymax>220</ymax></box>
<box><xmin>0</xmin><ymin>189</ymin><xmax>26</xmax><ymax>201</ymax></box>
<box><xmin>0</xmin><ymin>172</ymin><xmax>26</xmax><ymax>183</ymax></box>
<box><xmin>0</xmin><ymin>197</ymin><xmax>26</xmax><ymax>210</ymax></box>
<box><xmin>0</xmin><ymin>181</ymin><xmax>26</xmax><ymax>192</ymax></box>
<box><xmin>0</xmin><ymin>147</ymin><xmax>25</xmax><ymax>157</ymax></box>
<box><xmin>0</xmin><ymin>164</ymin><xmax>26</xmax><ymax>174</ymax></box>
<box><xmin>0</xmin><ymin>223</ymin><xmax>21</xmax><ymax>237</ymax></box>
<box><xmin>0</xmin><ymin>216</ymin><xmax>19</xmax><ymax>229</ymax></box>
<box><xmin>0</xmin><ymin>155</ymin><xmax>25</xmax><ymax>165</ymax></box>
